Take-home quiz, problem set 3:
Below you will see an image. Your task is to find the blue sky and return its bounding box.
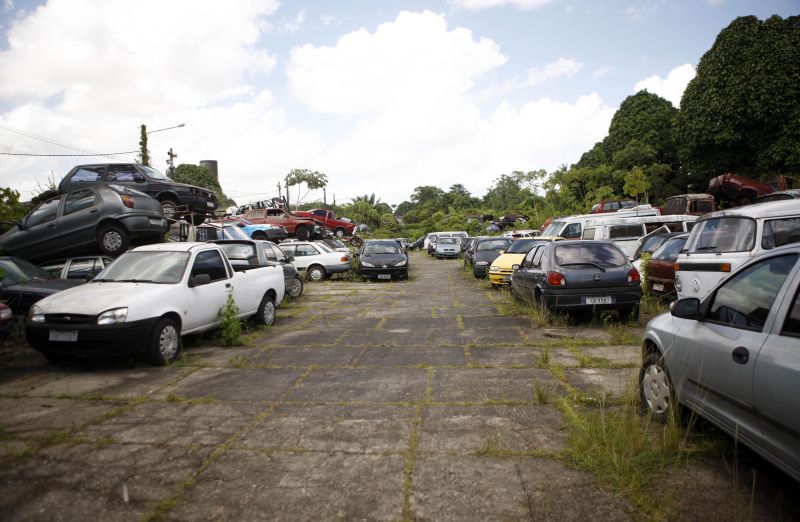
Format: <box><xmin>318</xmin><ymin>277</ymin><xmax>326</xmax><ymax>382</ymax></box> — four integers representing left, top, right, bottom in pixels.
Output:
<box><xmin>0</xmin><ymin>0</ymin><xmax>797</xmax><ymax>206</ymax></box>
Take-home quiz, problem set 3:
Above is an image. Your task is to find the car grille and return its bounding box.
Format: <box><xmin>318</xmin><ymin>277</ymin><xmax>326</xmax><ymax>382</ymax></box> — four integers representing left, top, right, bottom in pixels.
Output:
<box><xmin>45</xmin><ymin>314</ymin><xmax>94</xmax><ymax>324</ymax></box>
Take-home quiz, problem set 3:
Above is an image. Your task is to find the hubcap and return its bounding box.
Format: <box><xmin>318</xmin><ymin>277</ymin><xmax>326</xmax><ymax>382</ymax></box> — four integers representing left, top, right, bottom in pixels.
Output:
<box><xmin>159</xmin><ymin>325</ymin><xmax>179</xmax><ymax>360</ymax></box>
<box><xmin>263</xmin><ymin>301</ymin><xmax>275</xmax><ymax>324</ymax></box>
<box><xmin>642</xmin><ymin>364</ymin><xmax>671</xmax><ymax>414</ymax></box>
<box><xmin>310</xmin><ymin>269</ymin><xmax>323</xmax><ymax>281</ymax></box>
<box><xmin>290</xmin><ymin>279</ymin><xmax>302</xmax><ymax>297</ymax></box>
<box><xmin>103</xmin><ymin>231</ymin><xmax>123</xmax><ymax>251</ymax></box>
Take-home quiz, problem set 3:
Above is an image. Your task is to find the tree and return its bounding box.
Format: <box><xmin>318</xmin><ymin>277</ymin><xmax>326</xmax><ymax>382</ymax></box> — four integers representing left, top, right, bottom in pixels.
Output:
<box><xmin>285</xmin><ymin>169</ymin><xmax>327</xmax><ymax>208</ymax></box>
<box><xmin>0</xmin><ymin>188</ymin><xmax>27</xmax><ymax>234</ymax></box>
<box><xmin>624</xmin><ymin>167</ymin><xmax>651</xmax><ymax>204</ymax></box>
<box><xmin>606</xmin><ymin>91</ymin><xmax>678</xmax><ymax>167</ymax></box>
<box><xmin>137</xmin><ymin>124</ymin><xmax>150</xmax><ymax>166</ymax></box>
<box><xmin>674</xmin><ymin>15</ymin><xmax>800</xmax><ymax>183</ymax></box>
<box><xmin>173</xmin><ymin>164</ymin><xmax>236</xmax><ymax>208</ymax></box>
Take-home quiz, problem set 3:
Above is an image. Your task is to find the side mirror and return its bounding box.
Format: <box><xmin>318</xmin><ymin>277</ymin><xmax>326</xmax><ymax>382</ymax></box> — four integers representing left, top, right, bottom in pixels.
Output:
<box><xmin>286</xmin><ymin>255</ymin><xmax>295</xmax><ymax>263</ymax></box>
<box><xmin>511</xmin><ymin>264</ymin><xmax>520</xmax><ymax>270</ymax></box>
<box><xmin>133</xmin><ymin>174</ymin><xmax>146</xmax><ymax>183</ymax></box>
<box><xmin>670</xmin><ymin>298</ymin><xmax>700</xmax><ymax>320</ymax></box>
<box><xmin>189</xmin><ymin>273</ymin><xmax>212</xmax><ymax>287</ymax></box>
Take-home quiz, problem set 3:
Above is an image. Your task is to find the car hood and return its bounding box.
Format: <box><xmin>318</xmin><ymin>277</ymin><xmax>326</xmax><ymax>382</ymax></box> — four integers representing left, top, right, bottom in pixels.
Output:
<box><xmin>491</xmin><ymin>253</ymin><xmax>526</xmax><ymax>269</ymax></box>
<box><xmin>2</xmin><ymin>278</ymin><xmax>85</xmax><ymax>296</ymax></box>
<box><xmin>32</xmin><ymin>281</ymin><xmax>179</xmax><ymax>315</ymax></box>
<box><xmin>360</xmin><ymin>253</ymin><xmax>405</xmax><ymax>265</ymax></box>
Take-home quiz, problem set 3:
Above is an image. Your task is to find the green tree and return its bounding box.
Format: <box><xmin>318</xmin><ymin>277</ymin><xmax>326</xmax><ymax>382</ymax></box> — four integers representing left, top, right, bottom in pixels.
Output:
<box><xmin>286</xmin><ymin>169</ymin><xmax>328</xmax><ymax>208</ymax></box>
<box><xmin>0</xmin><ymin>188</ymin><xmax>28</xmax><ymax>234</ymax></box>
<box><xmin>674</xmin><ymin>15</ymin><xmax>800</xmax><ymax>183</ymax></box>
<box><xmin>624</xmin><ymin>167</ymin><xmax>651</xmax><ymax>203</ymax></box>
<box><xmin>137</xmin><ymin>124</ymin><xmax>150</xmax><ymax>166</ymax></box>
<box><xmin>173</xmin><ymin>164</ymin><xmax>236</xmax><ymax>208</ymax></box>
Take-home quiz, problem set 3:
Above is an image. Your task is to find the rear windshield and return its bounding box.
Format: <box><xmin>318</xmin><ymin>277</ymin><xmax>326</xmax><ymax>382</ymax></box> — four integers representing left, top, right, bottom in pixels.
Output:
<box><xmin>217</xmin><ymin>243</ymin><xmax>256</xmax><ymax>260</ymax></box>
<box><xmin>477</xmin><ymin>239</ymin><xmax>511</xmax><ymax>252</ymax></box>
<box><xmin>652</xmin><ymin>237</ymin><xmax>688</xmax><ymax>261</ymax></box>
<box><xmin>506</xmin><ymin>239</ymin><xmax>538</xmax><ymax>253</ymax></box>
<box><xmin>554</xmin><ymin>243</ymin><xmax>627</xmax><ymax>268</ymax></box>
<box><xmin>541</xmin><ymin>221</ymin><xmax>565</xmax><ymax>236</ymax></box>
<box><xmin>686</xmin><ymin>217</ymin><xmax>755</xmax><ymax>253</ymax></box>
<box><xmin>438</xmin><ymin>237</ymin><xmax>458</xmax><ymax>245</ymax></box>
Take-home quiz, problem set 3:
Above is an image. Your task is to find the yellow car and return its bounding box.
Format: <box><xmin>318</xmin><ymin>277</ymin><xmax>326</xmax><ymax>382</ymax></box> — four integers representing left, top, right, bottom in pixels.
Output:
<box><xmin>488</xmin><ymin>236</ymin><xmax>564</xmax><ymax>287</ymax></box>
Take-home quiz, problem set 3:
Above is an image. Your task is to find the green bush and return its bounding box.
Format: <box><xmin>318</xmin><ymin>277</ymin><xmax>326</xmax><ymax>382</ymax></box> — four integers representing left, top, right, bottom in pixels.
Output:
<box><xmin>218</xmin><ymin>291</ymin><xmax>242</xmax><ymax>346</ymax></box>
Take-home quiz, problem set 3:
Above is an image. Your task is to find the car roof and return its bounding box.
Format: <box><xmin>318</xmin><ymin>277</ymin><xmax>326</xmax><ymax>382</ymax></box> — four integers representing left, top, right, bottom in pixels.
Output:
<box><xmin>133</xmin><ymin>242</ymin><xmax>216</xmax><ymax>252</ymax></box>
<box><xmin>700</xmin><ymin>199</ymin><xmax>800</xmax><ymax>220</ymax></box>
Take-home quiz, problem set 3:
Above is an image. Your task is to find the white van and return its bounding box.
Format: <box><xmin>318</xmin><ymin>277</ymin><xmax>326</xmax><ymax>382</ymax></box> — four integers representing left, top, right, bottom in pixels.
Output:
<box><xmin>675</xmin><ymin>200</ymin><xmax>800</xmax><ymax>300</ymax></box>
<box><xmin>541</xmin><ymin>205</ymin><xmax>661</xmax><ymax>240</ymax></box>
<box><xmin>423</xmin><ymin>231</ymin><xmax>468</xmax><ymax>250</ymax></box>
<box><xmin>580</xmin><ymin>214</ymin><xmax>698</xmax><ymax>259</ymax></box>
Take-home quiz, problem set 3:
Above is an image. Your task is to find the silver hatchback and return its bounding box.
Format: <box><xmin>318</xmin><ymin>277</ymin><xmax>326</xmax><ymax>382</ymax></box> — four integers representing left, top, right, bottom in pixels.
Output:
<box><xmin>640</xmin><ymin>244</ymin><xmax>800</xmax><ymax>482</ymax></box>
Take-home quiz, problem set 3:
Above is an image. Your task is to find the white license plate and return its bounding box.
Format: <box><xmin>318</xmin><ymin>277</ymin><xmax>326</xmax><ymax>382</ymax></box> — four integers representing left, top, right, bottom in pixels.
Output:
<box><xmin>586</xmin><ymin>296</ymin><xmax>612</xmax><ymax>305</ymax></box>
<box><xmin>49</xmin><ymin>330</ymin><xmax>78</xmax><ymax>342</ymax></box>
<box><xmin>652</xmin><ymin>283</ymin><xmax>664</xmax><ymax>292</ymax></box>
<box><xmin>149</xmin><ymin>217</ymin><xmax>163</xmax><ymax>226</ymax></box>
<box><xmin>377</xmin><ymin>274</ymin><xmax>391</xmax><ymax>280</ymax></box>
<box><xmin>206</xmin><ymin>201</ymin><xmax>215</xmax><ymax>208</ymax></box>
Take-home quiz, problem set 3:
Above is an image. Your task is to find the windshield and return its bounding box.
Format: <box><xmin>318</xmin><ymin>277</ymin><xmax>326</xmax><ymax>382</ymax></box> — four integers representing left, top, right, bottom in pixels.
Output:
<box><xmin>555</xmin><ymin>243</ymin><xmax>627</xmax><ymax>268</ymax></box>
<box><xmin>326</xmin><ymin>239</ymin><xmax>346</xmax><ymax>248</ymax></box>
<box><xmin>364</xmin><ymin>242</ymin><xmax>401</xmax><ymax>254</ymax></box>
<box><xmin>686</xmin><ymin>217</ymin><xmax>755</xmax><ymax>253</ymax></box>
<box><xmin>95</xmin><ymin>251</ymin><xmax>189</xmax><ymax>284</ymax></box>
<box><xmin>653</xmin><ymin>236</ymin><xmax>688</xmax><ymax>261</ymax></box>
<box><xmin>507</xmin><ymin>239</ymin><xmax>538</xmax><ymax>253</ymax></box>
<box><xmin>217</xmin><ymin>243</ymin><xmax>256</xmax><ymax>261</ymax></box>
<box><xmin>438</xmin><ymin>238</ymin><xmax>458</xmax><ymax>245</ymax></box>
<box><xmin>138</xmin><ymin>165</ymin><xmax>172</xmax><ymax>181</ymax></box>
<box><xmin>0</xmin><ymin>258</ymin><xmax>52</xmax><ymax>285</ymax></box>
<box><xmin>477</xmin><ymin>239</ymin><xmax>511</xmax><ymax>252</ymax></box>
<box><xmin>224</xmin><ymin>225</ymin><xmax>250</xmax><ymax>240</ymax></box>
<box><xmin>541</xmin><ymin>220</ymin><xmax>565</xmax><ymax>236</ymax></box>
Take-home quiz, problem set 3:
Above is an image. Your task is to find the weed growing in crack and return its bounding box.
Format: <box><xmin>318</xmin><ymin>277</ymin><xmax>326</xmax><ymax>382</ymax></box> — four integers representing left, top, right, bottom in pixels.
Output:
<box><xmin>535</xmin><ymin>383</ymin><xmax>550</xmax><ymax>404</ymax></box>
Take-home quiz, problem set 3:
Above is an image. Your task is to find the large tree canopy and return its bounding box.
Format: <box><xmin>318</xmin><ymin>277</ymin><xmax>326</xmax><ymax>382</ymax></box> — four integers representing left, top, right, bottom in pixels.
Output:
<box><xmin>674</xmin><ymin>15</ymin><xmax>800</xmax><ymax>183</ymax></box>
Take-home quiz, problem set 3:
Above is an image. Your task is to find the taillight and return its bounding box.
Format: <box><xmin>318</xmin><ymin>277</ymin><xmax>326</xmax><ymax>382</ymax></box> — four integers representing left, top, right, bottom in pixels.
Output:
<box><xmin>547</xmin><ymin>271</ymin><xmax>566</xmax><ymax>286</ymax></box>
<box><xmin>120</xmin><ymin>194</ymin><xmax>135</xmax><ymax>208</ymax></box>
<box><xmin>628</xmin><ymin>268</ymin><xmax>640</xmax><ymax>283</ymax></box>
<box><xmin>341</xmin><ymin>256</ymin><xmax>349</xmax><ymax>262</ymax></box>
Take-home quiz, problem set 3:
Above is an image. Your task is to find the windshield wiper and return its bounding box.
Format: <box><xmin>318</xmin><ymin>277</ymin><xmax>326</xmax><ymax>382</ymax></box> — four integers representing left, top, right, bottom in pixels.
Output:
<box><xmin>114</xmin><ymin>279</ymin><xmax>165</xmax><ymax>284</ymax></box>
<box><xmin>559</xmin><ymin>262</ymin><xmax>606</xmax><ymax>272</ymax></box>
<box><xmin>693</xmin><ymin>246</ymin><xmax>718</xmax><ymax>251</ymax></box>
<box><xmin>92</xmin><ymin>278</ymin><xmax>116</xmax><ymax>282</ymax></box>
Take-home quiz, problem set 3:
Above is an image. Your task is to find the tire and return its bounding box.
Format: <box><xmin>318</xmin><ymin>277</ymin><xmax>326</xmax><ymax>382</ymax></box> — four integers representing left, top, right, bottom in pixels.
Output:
<box><xmin>254</xmin><ymin>294</ymin><xmax>276</xmax><ymax>326</ymax></box>
<box><xmin>288</xmin><ymin>276</ymin><xmax>303</xmax><ymax>298</ymax></box>
<box><xmin>146</xmin><ymin>317</ymin><xmax>181</xmax><ymax>366</ymax></box>
<box><xmin>160</xmin><ymin>199</ymin><xmax>178</xmax><ymax>220</ymax></box>
<box><xmin>295</xmin><ymin>226</ymin><xmax>310</xmax><ymax>241</ymax></box>
<box><xmin>535</xmin><ymin>290</ymin><xmax>549</xmax><ymax>311</ymax></box>
<box><xmin>97</xmin><ymin>223</ymin><xmax>130</xmax><ymax>256</ymax></box>
<box><xmin>639</xmin><ymin>350</ymin><xmax>676</xmax><ymax>423</ymax></box>
<box><xmin>307</xmin><ymin>265</ymin><xmax>326</xmax><ymax>282</ymax></box>
<box><xmin>335</xmin><ymin>227</ymin><xmax>345</xmax><ymax>238</ymax></box>
<box><xmin>619</xmin><ymin>303</ymin><xmax>640</xmax><ymax>323</ymax></box>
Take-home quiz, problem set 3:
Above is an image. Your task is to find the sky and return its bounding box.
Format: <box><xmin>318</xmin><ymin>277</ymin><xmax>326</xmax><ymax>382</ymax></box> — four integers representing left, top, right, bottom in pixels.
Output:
<box><xmin>0</xmin><ymin>0</ymin><xmax>797</xmax><ymax>208</ymax></box>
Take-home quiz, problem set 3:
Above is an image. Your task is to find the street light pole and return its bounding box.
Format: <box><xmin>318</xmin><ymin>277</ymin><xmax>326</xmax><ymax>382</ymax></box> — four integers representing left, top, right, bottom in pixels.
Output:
<box><xmin>147</xmin><ymin>123</ymin><xmax>186</xmax><ymax>135</ymax></box>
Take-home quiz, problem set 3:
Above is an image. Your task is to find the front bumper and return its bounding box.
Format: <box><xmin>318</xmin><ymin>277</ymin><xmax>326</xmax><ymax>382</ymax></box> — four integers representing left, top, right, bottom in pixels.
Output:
<box><xmin>359</xmin><ymin>265</ymin><xmax>408</xmax><ymax>280</ymax></box>
<box><xmin>180</xmin><ymin>195</ymin><xmax>217</xmax><ymax>214</ymax></box>
<box><xmin>435</xmin><ymin>250</ymin><xmax>459</xmax><ymax>258</ymax></box>
<box><xmin>540</xmin><ymin>286</ymin><xmax>642</xmax><ymax>310</ymax></box>
<box><xmin>26</xmin><ymin>317</ymin><xmax>161</xmax><ymax>357</ymax></box>
<box><xmin>473</xmin><ymin>265</ymin><xmax>489</xmax><ymax>277</ymax></box>
<box><xmin>488</xmin><ymin>270</ymin><xmax>513</xmax><ymax>285</ymax></box>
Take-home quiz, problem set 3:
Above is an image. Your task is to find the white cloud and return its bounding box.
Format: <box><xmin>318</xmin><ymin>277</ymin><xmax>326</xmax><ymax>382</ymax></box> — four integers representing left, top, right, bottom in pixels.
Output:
<box><xmin>320</xmin><ymin>14</ymin><xmax>342</xmax><ymax>27</ymax></box>
<box><xmin>448</xmin><ymin>0</ymin><xmax>554</xmax><ymax>11</ymax></box>
<box><xmin>591</xmin><ymin>65</ymin><xmax>612</xmax><ymax>81</ymax></box>
<box><xmin>477</xmin><ymin>57</ymin><xmax>583</xmax><ymax>101</ymax></box>
<box><xmin>634</xmin><ymin>63</ymin><xmax>696</xmax><ymax>107</ymax></box>
<box><xmin>3</xmin><ymin>0</ymin><xmax>13</xmax><ymax>14</ymax></box>
<box><xmin>266</xmin><ymin>9</ymin><xmax>306</xmax><ymax>35</ymax></box>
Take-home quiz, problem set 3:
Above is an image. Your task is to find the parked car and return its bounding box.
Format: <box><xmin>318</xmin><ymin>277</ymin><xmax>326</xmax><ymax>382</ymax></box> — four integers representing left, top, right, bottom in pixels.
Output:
<box><xmin>510</xmin><ymin>240</ymin><xmax>642</xmax><ymax>320</ymax></box>
<box><xmin>644</xmin><ymin>233</ymin><xmax>689</xmax><ymax>300</ymax></box>
<box><xmin>217</xmin><ymin>218</ymin><xmax>288</xmax><ymax>242</ymax></box>
<box><xmin>240</xmin><ymin>207</ymin><xmax>321</xmax><ymax>240</ymax></box>
<box><xmin>0</xmin><ymin>185</ymin><xmax>168</xmax><ymax>262</ymax></box>
<box><xmin>0</xmin><ymin>257</ymin><xmax>87</xmax><ymax>316</ymax></box>
<box><xmin>675</xmin><ymin>199</ymin><xmax>800</xmax><ymax>300</ymax></box>
<box><xmin>319</xmin><ymin>238</ymin><xmax>351</xmax><ymax>253</ymax></box>
<box><xmin>408</xmin><ymin>237</ymin><xmax>425</xmax><ymax>251</ymax></box>
<box><xmin>463</xmin><ymin>237</ymin><xmax>489</xmax><ymax>269</ymax></box>
<box><xmin>664</xmin><ymin>194</ymin><xmax>716</xmax><ymax>216</ymax></box>
<box><xmin>213</xmin><ymin>240</ymin><xmax>303</xmax><ymax>298</ymax></box>
<box><xmin>589</xmin><ymin>199</ymin><xmax>638</xmax><ymax>214</ymax></box>
<box><xmin>277</xmin><ymin>241</ymin><xmax>351</xmax><ymax>282</ymax></box>
<box><xmin>471</xmin><ymin>237</ymin><xmax>512</xmax><ymax>278</ymax></box>
<box><xmin>488</xmin><ymin>237</ymin><xmax>564</xmax><ymax>288</ymax></box>
<box><xmin>167</xmin><ymin>220</ymin><xmax>250</xmax><ymax>242</ymax></box>
<box><xmin>357</xmin><ymin>240</ymin><xmax>408</xmax><ymax>281</ymax></box>
<box><xmin>755</xmin><ymin>189</ymin><xmax>800</xmax><ymax>203</ymax></box>
<box><xmin>434</xmin><ymin>237</ymin><xmax>461</xmax><ymax>259</ymax></box>
<box><xmin>0</xmin><ymin>302</ymin><xmax>12</xmax><ymax>340</ymax></box>
<box><xmin>39</xmin><ymin>256</ymin><xmax>114</xmax><ymax>280</ymax></box>
<box><xmin>640</xmin><ymin>245</ymin><xmax>800</xmax><ymax>482</ymax></box>
<box><xmin>58</xmin><ymin>163</ymin><xmax>217</xmax><ymax>223</ymax></box>
<box><xmin>294</xmin><ymin>208</ymin><xmax>356</xmax><ymax>237</ymax></box>
<box><xmin>706</xmin><ymin>173</ymin><xmax>796</xmax><ymax>206</ymax></box>
<box><xmin>26</xmin><ymin>243</ymin><xmax>285</xmax><ymax>365</ymax></box>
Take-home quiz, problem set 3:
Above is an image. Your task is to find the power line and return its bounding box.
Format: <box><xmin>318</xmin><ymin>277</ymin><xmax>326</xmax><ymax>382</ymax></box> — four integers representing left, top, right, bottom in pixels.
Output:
<box><xmin>0</xmin><ymin>123</ymin><xmax>120</xmax><ymax>158</ymax></box>
<box><xmin>0</xmin><ymin>151</ymin><xmax>137</xmax><ymax>157</ymax></box>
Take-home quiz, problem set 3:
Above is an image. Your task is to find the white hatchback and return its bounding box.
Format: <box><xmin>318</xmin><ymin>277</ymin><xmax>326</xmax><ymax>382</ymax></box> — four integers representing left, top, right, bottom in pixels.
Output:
<box><xmin>278</xmin><ymin>241</ymin><xmax>351</xmax><ymax>282</ymax></box>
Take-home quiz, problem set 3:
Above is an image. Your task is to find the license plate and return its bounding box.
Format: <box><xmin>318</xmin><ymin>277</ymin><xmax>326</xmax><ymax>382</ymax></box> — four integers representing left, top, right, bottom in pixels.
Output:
<box><xmin>586</xmin><ymin>296</ymin><xmax>612</xmax><ymax>305</ymax></box>
<box><xmin>652</xmin><ymin>283</ymin><xmax>664</xmax><ymax>292</ymax></box>
<box><xmin>149</xmin><ymin>217</ymin><xmax>164</xmax><ymax>226</ymax></box>
<box><xmin>49</xmin><ymin>330</ymin><xmax>78</xmax><ymax>342</ymax></box>
<box><xmin>206</xmin><ymin>201</ymin><xmax>215</xmax><ymax>208</ymax></box>
<box><xmin>377</xmin><ymin>274</ymin><xmax>391</xmax><ymax>280</ymax></box>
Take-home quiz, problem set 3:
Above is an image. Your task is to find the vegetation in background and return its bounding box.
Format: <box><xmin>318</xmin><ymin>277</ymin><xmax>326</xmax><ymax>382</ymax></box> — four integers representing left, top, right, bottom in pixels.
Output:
<box><xmin>172</xmin><ymin>164</ymin><xmax>237</xmax><ymax>208</ymax></box>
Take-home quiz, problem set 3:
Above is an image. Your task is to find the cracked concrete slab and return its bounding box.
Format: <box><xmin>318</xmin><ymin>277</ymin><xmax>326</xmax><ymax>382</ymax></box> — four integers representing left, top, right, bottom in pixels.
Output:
<box><xmin>430</xmin><ymin>368</ymin><xmax>563</xmax><ymax>403</ymax></box>
<box><xmin>564</xmin><ymin>368</ymin><xmax>639</xmax><ymax>401</ymax></box>
<box><xmin>159</xmin><ymin>368</ymin><xmax>304</xmax><ymax>402</ymax></box>
<box><xmin>285</xmin><ymin>367</ymin><xmax>427</xmax><ymax>403</ymax></box>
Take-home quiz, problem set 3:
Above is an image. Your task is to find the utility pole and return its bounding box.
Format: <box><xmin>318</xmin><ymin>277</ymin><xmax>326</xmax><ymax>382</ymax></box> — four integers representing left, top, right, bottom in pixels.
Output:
<box><xmin>277</xmin><ymin>183</ymin><xmax>282</xmax><ymax>201</ymax></box>
<box><xmin>323</xmin><ymin>187</ymin><xmax>327</xmax><ymax>205</ymax></box>
<box><xmin>285</xmin><ymin>177</ymin><xmax>290</xmax><ymax>209</ymax></box>
<box><xmin>166</xmin><ymin>148</ymin><xmax>177</xmax><ymax>174</ymax></box>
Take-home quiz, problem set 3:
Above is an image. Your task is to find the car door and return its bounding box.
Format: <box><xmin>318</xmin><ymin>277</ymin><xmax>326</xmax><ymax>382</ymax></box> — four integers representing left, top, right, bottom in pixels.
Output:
<box><xmin>293</xmin><ymin>244</ymin><xmax>320</xmax><ymax>270</ymax></box>
<box><xmin>752</xmin><ymin>267</ymin><xmax>800</xmax><ymax>478</ymax></box>
<box><xmin>513</xmin><ymin>246</ymin><xmax>539</xmax><ymax>296</ymax></box>
<box><xmin>52</xmin><ymin>188</ymin><xmax>100</xmax><ymax>252</ymax></box>
<box><xmin>673</xmin><ymin>253</ymin><xmax>798</xmax><ymax>440</ymax></box>
<box><xmin>184</xmin><ymin>250</ymin><xmax>231</xmax><ymax>332</ymax></box>
<box><xmin>14</xmin><ymin>195</ymin><xmax>63</xmax><ymax>259</ymax></box>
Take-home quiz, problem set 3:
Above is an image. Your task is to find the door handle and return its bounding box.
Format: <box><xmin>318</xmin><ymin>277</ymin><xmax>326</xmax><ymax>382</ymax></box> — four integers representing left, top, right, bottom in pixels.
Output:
<box><xmin>732</xmin><ymin>346</ymin><xmax>749</xmax><ymax>365</ymax></box>
<box><xmin>225</xmin><ymin>283</ymin><xmax>232</xmax><ymax>288</ymax></box>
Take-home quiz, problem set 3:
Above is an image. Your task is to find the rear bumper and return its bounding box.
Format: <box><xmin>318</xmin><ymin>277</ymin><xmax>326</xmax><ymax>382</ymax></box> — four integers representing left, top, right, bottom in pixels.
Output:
<box><xmin>118</xmin><ymin>214</ymin><xmax>170</xmax><ymax>235</ymax></box>
<box><xmin>324</xmin><ymin>262</ymin><xmax>352</xmax><ymax>275</ymax></box>
<box><xmin>25</xmin><ymin>317</ymin><xmax>160</xmax><ymax>357</ymax></box>
<box><xmin>541</xmin><ymin>286</ymin><xmax>642</xmax><ymax>310</ymax></box>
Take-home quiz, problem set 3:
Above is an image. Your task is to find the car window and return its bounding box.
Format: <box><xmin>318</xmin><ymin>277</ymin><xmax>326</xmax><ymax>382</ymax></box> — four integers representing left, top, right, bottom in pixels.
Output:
<box><xmin>0</xmin><ymin>258</ymin><xmax>54</xmax><ymax>284</ymax></box>
<box><xmin>521</xmin><ymin>246</ymin><xmax>538</xmax><ymax>267</ymax></box>
<box><xmin>66</xmin><ymin>258</ymin><xmax>105</xmax><ymax>279</ymax></box>
<box><xmin>507</xmin><ymin>239</ymin><xmax>537</xmax><ymax>254</ymax></box>
<box><xmin>295</xmin><ymin>244</ymin><xmax>319</xmax><ymax>257</ymax></box>
<box><xmin>191</xmin><ymin>250</ymin><xmax>228</xmax><ymax>282</ymax></box>
<box><xmin>652</xmin><ymin>237</ymin><xmax>687</xmax><ymax>261</ymax></box>
<box><xmin>561</xmin><ymin>223</ymin><xmax>581</xmax><ymax>239</ymax></box>
<box><xmin>279</xmin><ymin>244</ymin><xmax>295</xmax><ymax>257</ymax></box>
<box><xmin>63</xmin><ymin>189</ymin><xmax>96</xmax><ymax>215</ymax></box>
<box><xmin>364</xmin><ymin>242</ymin><xmax>400</xmax><ymax>254</ymax></box>
<box><xmin>687</xmin><ymin>217</ymin><xmax>755</xmax><ymax>253</ymax></box>
<box><xmin>107</xmin><ymin>165</ymin><xmax>141</xmax><ymax>182</ymax></box>
<box><xmin>196</xmin><ymin>227</ymin><xmax>224</xmax><ymax>242</ymax></box>
<box><xmin>609</xmin><ymin>224</ymin><xmax>644</xmax><ymax>239</ymax></box>
<box><xmin>781</xmin><ymin>286</ymin><xmax>800</xmax><ymax>338</ymax></box>
<box><xmin>477</xmin><ymin>239</ymin><xmax>510</xmax><ymax>252</ymax></box>
<box><xmin>39</xmin><ymin>261</ymin><xmax>66</xmax><ymax>278</ymax></box>
<box><xmin>26</xmin><ymin>197</ymin><xmax>61</xmax><ymax>227</ymax></box>
<box><xmin>217</xmin><ymin>244</ymin><xmax>256</xmax><ymax>261</ymax></box>
<box><xmin>581</xmin><ymin>228</ymin><xmax>595</xmax><ymax>240</ymax></box>
<box><xmin>707</xmin><ymin>254</ymin><xmax>798</xmax><ymax>331</ymax></box>
<box><xmin>262</xmin><ymin>244</ymin><xmax>278</xmax><ymax>261</ymax></box>
<box><xmin>531</xmin><ymin>246</ymin><xmax>546</xmax><ymax>268</ymax></box>
<box><xmin>762</xmin><ymin>217</ymin><xmax>800</xmax><ymax>250</ymax></box>
<box><xmin>312</xmin><ymin>209</ymin><xmax>325</xmax><ymax>217</ymax></box>
<box><xmin>70</xmin><ymin>166</ymin><xmax>104</xmax><ymax>182</ymax></box>
<box><xmin>554</xmin><ymin>242</ymin><xmax>627</xmax><ymax>268</ymax></box>
<box><xmin>607</xmin><ymin>201</ymin><xmax>619</xmax><ymax>210</ymax></box>
<box><xmin>248</xmin><ymin>210</ymin><xmax>264</xmax><ymax>219</ymax></box>
<box><xmin>641</xmin><ymin>234</ymin><xmax>668</xmax><ymax>254</ymax></box>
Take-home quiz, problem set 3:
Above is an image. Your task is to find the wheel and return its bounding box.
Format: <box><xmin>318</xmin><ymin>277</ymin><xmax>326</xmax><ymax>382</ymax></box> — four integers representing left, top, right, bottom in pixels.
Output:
<box><xmin>97</xmin><ymin>223</ymin><xmax>130</xmax><ymax>256</ymax></box>
<box><xmin>288</xmin><ymin>276</ymin><xmax>303</xmax><ymax>298</ymax></box>
<box><xmin>335</xmin><ymin>227</ymin><xmax>345</xmax><ymax>238</ymax></box>
<box><xmin>42</xmin><ymin>351</ymin><xmax>75</xmax><ymax>364</ymax></box>
<box><xmin>619</xmin><ymin>303</ymin><xmax>640</xmax><ymax>322</ymax></box>
<box><xmin>307</xmin><ymin>265</ymin><xmax>326</xmax><ymax>282</ymax></box>
<box><xmin>146</xmin><ymin>317</ymin><xmax>181</xmax><ymax>366</ymax></box>
<box><xmin>254</xmin><ymin>294</ymin><xmax>276</xmax><ymax>326</ymax></box>
<box><xmin>639</xmin><ymin>350</ymin><xmax>676</xmax><ymax>423</ymax></box>
<box><xmin>295</xmin><ymin>226</ymin><xmax>310</xmax><ymax>241</ymax></box>
<box><xmin>252</xmin><ymin>231</ymin><xmax>267</xmax><ymax>240</ymax></box>
<box><xmin>160</xmin><ymin>199</ymin><xmax>178</xmax><ymax>220</ymax></box>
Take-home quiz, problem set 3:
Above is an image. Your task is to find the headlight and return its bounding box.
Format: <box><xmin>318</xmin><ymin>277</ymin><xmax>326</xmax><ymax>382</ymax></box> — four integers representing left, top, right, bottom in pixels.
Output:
<box><xmin>29</xmin><ymin>305</ymin><xmax>45</xmax><ymax>323</ymax></box>
<box><xmin>394</xmin><ymin>259</ymin><xmax>407</xmax><ymax>267</ymax></box>
<box><xmin>674</xmin><ymin>277</ymin><xmax>682</xmax><ymax>292</ymax></box>
<box><xmin>97</xmin><ymin>307</ymin><xmax>128</xmax><ymax>325</ymax></box>
<box><xmin>475</xmin><ymin>261</ymin><xmax>489</xmax><ymax>266</ymax></box>
<box><xmin>360</xmin><ymin>261</ymin><xmax>375</xmax><ymax>267</ymax></box>
<box><xmin>490</xmin><ymin>265</ymin><xmax>499</xmax><ymax>272</ymax></box>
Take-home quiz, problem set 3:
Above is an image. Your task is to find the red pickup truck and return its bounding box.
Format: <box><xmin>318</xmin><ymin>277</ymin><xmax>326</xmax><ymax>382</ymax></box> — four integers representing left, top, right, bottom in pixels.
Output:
<box><xmin>240</xmin><ymin>207</ymin><xmax>320</xmax><ymax>240</ymax></box>
<box><xmin>295</xmin><ymin>209</ymin><xmax>356</xmax><ymax>237</ymax></box>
